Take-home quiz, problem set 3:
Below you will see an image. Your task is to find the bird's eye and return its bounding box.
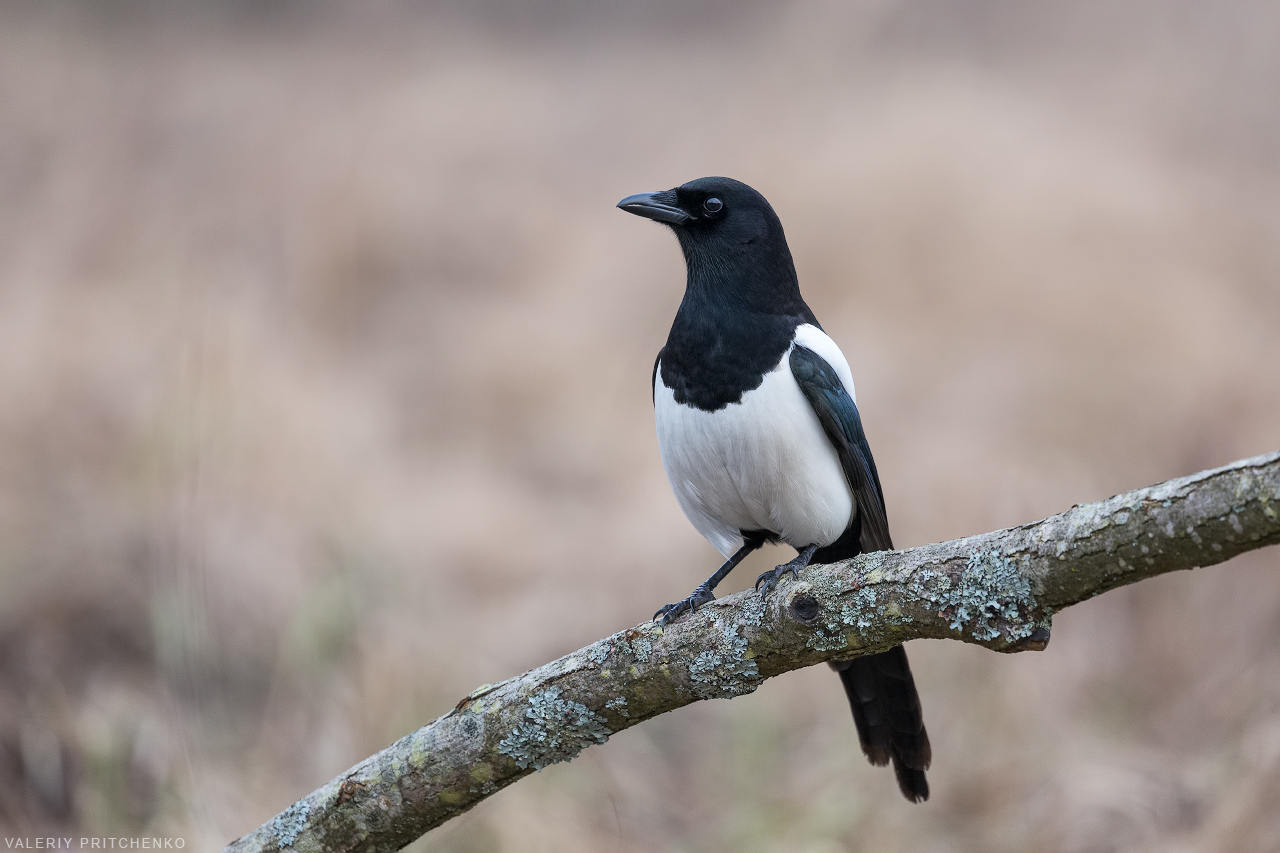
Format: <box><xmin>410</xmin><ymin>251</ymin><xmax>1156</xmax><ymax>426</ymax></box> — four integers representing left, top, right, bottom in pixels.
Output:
<box><xmin>703</xmin><ymin>197</ymin><xmax>723</xmax><ymax>214</ymax></box>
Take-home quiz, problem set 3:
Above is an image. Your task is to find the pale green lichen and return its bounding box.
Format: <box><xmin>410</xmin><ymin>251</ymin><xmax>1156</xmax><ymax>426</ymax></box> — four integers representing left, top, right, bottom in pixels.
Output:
<box><xmin>271</xmin><ymin>798</ymin><xmax>311</xmax><ymax>848</ymax></box>
<box><xmin>686</xmin><ymin>621</ymin><xmax>761</xmax><ymax>699</ymax></box>
<box><xmin>845</xmin><ymin>586</ymin><xmax>879</xmax><ymax>629</ymax></box>
<box><xmin>803</xmin><ymin>583</ymin><xmax>863</xmax><ymax>652</ymax></box>
<box><xmin>936</xmin><ymin>549</ymin><xmax>1035</xmax><ymax>641</ymax></box>
<box><xmin>739</xmin><ymin>594</ymin><xmax>766</xmax><ymax>627</ymax></box>
<box><xmin>496</xmin><ymin>688</ymin><xmax>612</xmax><ymax>771</ymax></box>
<box><xmin>614</xmin><ymin>628</ymin><xmax>657</xmax><ymax>663</ymax></box>
<box><xmin>605</xmin><ymin>696</ymin><xmax>629</xmax><ymax>717</ymax></box>
<box><xmin>585</xmin><ymin>629</ymin><xmax>654</xmax><ymax>671</ymax></box>
<box><xmin>802</xmin><ymin>568</ymin><xmax>918</xmax><ymax>652</ymax></box>
<box><xmin>629</xmin><ymin>635</ymin><xmax>653</xmax><ymax>662</ymax></box>
<box><xmin>408</xmin><ymin>726</ymin><xmax>439</xmax><ymax>769</ymax></box>
<box><xmin>805</xmin><ymin>624</ymin><xmax>849</xmax><ymax>651</ymax></box>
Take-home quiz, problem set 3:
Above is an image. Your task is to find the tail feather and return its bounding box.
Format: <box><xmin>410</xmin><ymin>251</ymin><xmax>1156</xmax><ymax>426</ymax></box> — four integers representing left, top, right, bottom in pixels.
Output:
<box><xmin>831</xmin><ymin>645</ymin><xmax>931</xmax><ymax>803</ymax></box>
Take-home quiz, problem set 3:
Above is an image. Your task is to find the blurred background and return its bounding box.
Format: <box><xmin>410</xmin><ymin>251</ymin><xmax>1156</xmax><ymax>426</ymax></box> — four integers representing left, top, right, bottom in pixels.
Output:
<box><xmin>1</xmin><ymin>1</ymin><xmax>1279</xmax><ymax>850</ymax></box>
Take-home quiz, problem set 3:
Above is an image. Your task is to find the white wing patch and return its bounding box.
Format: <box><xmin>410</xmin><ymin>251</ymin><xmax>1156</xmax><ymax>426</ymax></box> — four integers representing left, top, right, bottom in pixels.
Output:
<box><xmin>654</xmin><ymin>323</ymin><xmax>856</xmax><ymax>557</ymax></box>
<box><xmin>793</xmin><ymin>323</ymin><xmax>856</xmax><ymax>403</ymax></box>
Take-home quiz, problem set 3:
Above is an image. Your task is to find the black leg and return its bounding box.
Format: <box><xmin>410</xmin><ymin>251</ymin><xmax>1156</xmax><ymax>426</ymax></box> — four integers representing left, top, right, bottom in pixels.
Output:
<box><xmin>755</xmin><ymin>543</ymin><xmax>818</xmax><ymax>598</ymax></box>
<box><xmin>654</xmin><ymin>534</ymin><xmax>765</xmax><ymax>625</ymax></box>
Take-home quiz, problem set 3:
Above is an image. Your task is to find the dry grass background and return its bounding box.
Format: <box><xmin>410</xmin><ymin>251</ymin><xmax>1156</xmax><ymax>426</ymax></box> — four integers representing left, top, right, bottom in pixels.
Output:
<box><xmin>1</xmin><ymin>1</ymin><xmax>1279</xmax><ymax>850</ymax></box>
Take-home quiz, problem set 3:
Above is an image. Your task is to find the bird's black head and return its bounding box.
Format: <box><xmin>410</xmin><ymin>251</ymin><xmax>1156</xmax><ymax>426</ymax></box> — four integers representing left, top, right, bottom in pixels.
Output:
<box><xmin>618</xmin><ymin>177</ymin><xmax>804</xmax><ymax>313</ymax></box>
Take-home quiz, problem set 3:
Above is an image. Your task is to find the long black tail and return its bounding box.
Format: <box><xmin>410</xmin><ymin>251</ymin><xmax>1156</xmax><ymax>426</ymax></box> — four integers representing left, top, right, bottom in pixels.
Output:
<box><xmin>830</xmin><ymin>646</ymin><xmax>931</xmax><ymax>802</ymax></box>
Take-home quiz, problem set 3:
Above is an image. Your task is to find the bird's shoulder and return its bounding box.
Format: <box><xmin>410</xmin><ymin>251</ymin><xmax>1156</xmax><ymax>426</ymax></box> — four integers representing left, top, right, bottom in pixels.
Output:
<box><xmin>790</xmin><ymin>324</ymin><xmax>856</xmax><ymax>403</ymax></box>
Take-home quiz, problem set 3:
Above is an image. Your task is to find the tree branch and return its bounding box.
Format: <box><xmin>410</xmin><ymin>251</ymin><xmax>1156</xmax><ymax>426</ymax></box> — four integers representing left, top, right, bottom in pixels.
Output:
<box><xmin>225</xmin><ymin>451</ymin><xmax>1280</xmax><ymax>853</ymax></box>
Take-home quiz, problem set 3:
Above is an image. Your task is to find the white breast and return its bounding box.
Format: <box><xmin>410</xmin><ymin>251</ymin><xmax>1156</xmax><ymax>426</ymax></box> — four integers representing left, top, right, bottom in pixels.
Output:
<box><xmin>655</xmin><ymin>324</ymin><xmax>856</xmax><ymax>557</ymax></box>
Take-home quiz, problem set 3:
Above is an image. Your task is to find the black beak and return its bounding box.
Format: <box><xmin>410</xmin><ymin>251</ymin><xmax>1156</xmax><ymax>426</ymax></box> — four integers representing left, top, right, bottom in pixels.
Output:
<box><xmin>617</xmin><ymin>190</ymin><xmax>692</xmax><ymax>225</ymax></box>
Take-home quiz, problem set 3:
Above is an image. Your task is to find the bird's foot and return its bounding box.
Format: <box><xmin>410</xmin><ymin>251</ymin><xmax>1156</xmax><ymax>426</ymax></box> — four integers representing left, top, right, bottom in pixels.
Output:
<box><xmin>752</xmin><ymin>555</ymin><xmax>803</xmax><ymax>594</ymax></box>
<box><xmin>654</xmin><ymin>584</ymin><xmax>715</xmax><ymax>626</ymax></box>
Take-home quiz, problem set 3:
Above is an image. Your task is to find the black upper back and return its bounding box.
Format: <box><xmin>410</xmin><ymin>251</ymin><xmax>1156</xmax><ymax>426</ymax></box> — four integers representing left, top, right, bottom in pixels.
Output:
<box><xmin>650</xmin><ymin>178</ymin><xmax>818</xmax><ymax>412</ymax></box>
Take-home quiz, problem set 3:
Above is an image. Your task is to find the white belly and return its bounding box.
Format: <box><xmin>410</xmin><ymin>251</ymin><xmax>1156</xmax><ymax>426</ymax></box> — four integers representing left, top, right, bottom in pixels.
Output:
<box><xmin>655</xmin><ymin>328</ymin><xmax>855</xmax><ymax>557</ymax></box>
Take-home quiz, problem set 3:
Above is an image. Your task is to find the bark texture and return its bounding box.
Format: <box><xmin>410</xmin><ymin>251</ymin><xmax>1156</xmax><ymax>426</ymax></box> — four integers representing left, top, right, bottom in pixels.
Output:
<box><xmin>225</xmin><ymin>451</ymin><xmax>1280</xmax><ymax>853</ymax></box>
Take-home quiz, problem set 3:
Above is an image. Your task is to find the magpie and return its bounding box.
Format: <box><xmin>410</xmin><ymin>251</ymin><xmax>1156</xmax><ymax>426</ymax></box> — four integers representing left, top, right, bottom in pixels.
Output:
<box><xmin>617</xmin><ymin>177</ymin><xmax>931</xmax><ymax>802</ymax></box>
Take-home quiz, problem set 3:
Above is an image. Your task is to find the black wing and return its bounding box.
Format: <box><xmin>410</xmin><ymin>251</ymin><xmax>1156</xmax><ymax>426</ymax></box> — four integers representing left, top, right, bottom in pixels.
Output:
<box><xmin>793</xmin><ymin>345</ymin><xmax>930</xmax><ymax>802</ymax></box>
<box><xmin>789</xmin><ymin>345</ymin><xmax>893</xmax><ymax>553</ymax></box>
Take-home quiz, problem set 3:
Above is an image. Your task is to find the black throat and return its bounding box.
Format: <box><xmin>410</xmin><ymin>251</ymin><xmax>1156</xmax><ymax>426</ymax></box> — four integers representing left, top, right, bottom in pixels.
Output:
<box><xmin>659</xmin><ymin>227</ymin><xmax>818</xmax><ymax>412</ymax></box>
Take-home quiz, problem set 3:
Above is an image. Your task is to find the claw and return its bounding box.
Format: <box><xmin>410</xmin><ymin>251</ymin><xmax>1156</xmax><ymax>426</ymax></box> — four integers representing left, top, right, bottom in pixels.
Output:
<box><xmin>752</xmin><ymin>545</ymin><xmax>814</xmax><ymax>596</ymax></box>
<box><xmin>653</xmin><ymin>585</ymin><xmax>715</xmax><ymax>626</ymax></box>
<box><xmin>756</xmin><ymin>551</ymin><xmax>811</xmax><ymax>598</ymax></box>
<box><xmin>653</xmin><ymin>600</ymin><xmax>689</xmax><ymax>624</ymax></box>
